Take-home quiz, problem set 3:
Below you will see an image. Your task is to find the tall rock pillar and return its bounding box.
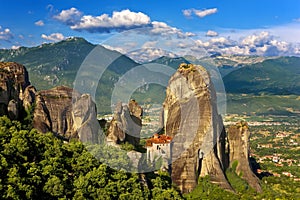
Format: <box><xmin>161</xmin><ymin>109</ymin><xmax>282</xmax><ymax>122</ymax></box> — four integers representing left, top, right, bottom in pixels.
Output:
<box><xmin>163</xmin><ymin>63</ymin><xmax>231</xmax><ymax>193</ymax></box>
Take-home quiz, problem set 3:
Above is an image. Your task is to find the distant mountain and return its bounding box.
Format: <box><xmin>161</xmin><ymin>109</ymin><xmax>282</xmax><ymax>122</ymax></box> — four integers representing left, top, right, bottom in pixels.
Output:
<box><xmin>0</xmin><ymin>37</ymin><xmax>140</xmax><ymax>113</ymax></box>
<box><xmin>0</xmin><ymin>37</ymin><xmax>96</xmax><ymax>89</ymax></box>
<box><xmin>211</xmin><ymin>54</ymin><xmax>269</xmax><ymax>68</ymax></box>
<box><xmin>1</xmin><ymin>38</ymin><xmax>299</xmax><ymax>114</ymax></box>
<box><xmin>223</xmin><ymin>56</ymin><xmax>300</xmax><ymax>95</ymax></box>
<box><xmin>148</xmin><ymin>55</ymin><xmax>271</xmax><ymax>77</ymax></box>
<box><xmin>147</xmin><ymin>56</ymin><xmax>190</xmax><ymax>69</ymax></box>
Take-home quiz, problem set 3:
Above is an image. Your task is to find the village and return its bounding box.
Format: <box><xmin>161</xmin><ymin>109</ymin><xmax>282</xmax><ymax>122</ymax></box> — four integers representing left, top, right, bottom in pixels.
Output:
<box><xmin>98</xmin><ymin>104</ymin><xmax>300</xmax><ymax>182</ymax></box>
<box><xmin>224</xmin><ymin>114</ymin><xmax>300</xmax><ymax>182</ymax></box>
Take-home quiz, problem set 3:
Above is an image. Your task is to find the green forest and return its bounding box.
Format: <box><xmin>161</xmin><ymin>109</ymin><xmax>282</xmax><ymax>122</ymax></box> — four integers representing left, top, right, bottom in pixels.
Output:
<box><xmin>0</xmin><ymin>116</ymin><xmax>182</xmax><ymax>199</ymax></box>
<box><xmin>0</xmin><ymin>115</ymin><xmax>299</xmax><ymax>199</ymax></box>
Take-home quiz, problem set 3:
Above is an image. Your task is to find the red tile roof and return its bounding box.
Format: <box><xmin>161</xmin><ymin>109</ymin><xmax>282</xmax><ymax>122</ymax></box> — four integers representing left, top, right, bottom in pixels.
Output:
<box><xmin>146</xmin><ymin>134</ymin><xmax>172</xmax><ymax>147</ymax></box>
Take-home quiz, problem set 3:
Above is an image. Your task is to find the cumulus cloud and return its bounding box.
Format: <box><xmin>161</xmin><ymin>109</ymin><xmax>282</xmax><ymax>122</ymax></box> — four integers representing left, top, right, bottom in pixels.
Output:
<box><xmin>293</xmin><ymin>46</ymin><xmax>300</xmax><ymax>54</ymax></box>
<box><xmin>151</xmin><ymin>21</ymin><xmax>180</xmax><ymax>36</ymax></box>
<box><xmin>149</xmin><ymin>21</ymin><xmax>195</xmax><ymax>38</ymax></box>
<box><xmin>0</xmin><ymin>26</ymin><xmax>13</xmax><ymax>41</ymax></box>
<box><xmin>210</xmin><ymin>37</ymin><xmax>231</xmax><ymax>45</ymax></box>
<box><xmin>206</xmin><ymin>30</ymin><xmax>218</xmax><ymax>37</ymax></box>
<box><xmin>142</xmin><ymin>41</ymin><xmax>158</xmax><ymax>49</ymax></box>
<box><xmin>41</xmin><ymin>33</ymin><xmax>65</xmax><ymax>42</ymax></box>
<box><xmin>128</xmin><ymin>48</ymin><xmax>177</xmax><ymax>63</ymax></box>
<box><xmin>185</xmin><ymin>29</ymin><xmax>300</xmax><ymax>57</ymax></box>
<box><xmin>185</xmin><ymin>32</ymin><xmax>196</xmax><ymax>37</ymax></box>
<box><xmin>35</xmin><ymin>20</ymin><xmax>44</xmax><ymax>26</ymax></box>
<box><xmin>195</xmin><ymin>39</ymin><xmax>210</xmax><ymax>48</ymax></box>
<box><xmin>102</xmin><ymin>44</ymin><xmax>127</xmax><ymax>54</ymax></box>
<box><xmin>11</xmin><ymin>45</ymin><xmax>21</xmax><ymax>50</ymax></box>
<box><xmin>235</xmin><ymin>31</ymin><xmax>299</xmax><ymax>56</ymax></box>
<box><xmin>182</xmin><ymin>9</ymin><xmax>193</xmax><ymax>17</ymax></box>
<box><xmin>221</xmin><ymin>46</ymin><xmax>251</xmax><ymax>55</ymax></box>
<box><xmin>54</xmin><ymin>8</ymin><xmax>195</xmax><ymax>38</ymax></box>
<box><xmin>53</xmin><ymin>7</ymin><xmax>83</xmax><ymax>26</ymax></box>
<box><xmin>194</xmin><ymin>8</ymin><xmax>218</xmax><ymax>18</ymax></box>
<box><xmin>55</xmin><ymin>9</ymin><xmax>151</xmax><ymax>33</ymax></box>
<box><xmin>241</xmin><ymin>31</ymin><xmax>272</xmax><ymax>47</ymax></box>
<box><xmin>183</xmin><ymin>8</ymin><xmax>218</xmax><ymax>18</ymax></box>
<box><xmin>206</xmin><ymin>31</ymin><xmax>299</xmax><ymax>56</ymax></box>
<box><xmin>106</xmin><ymin>28</ymin><xmax>300</xmax><ymax>59</ymax></box>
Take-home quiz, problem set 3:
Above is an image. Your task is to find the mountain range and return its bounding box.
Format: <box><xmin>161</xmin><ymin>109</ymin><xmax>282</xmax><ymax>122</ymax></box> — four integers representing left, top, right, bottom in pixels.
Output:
<box><xmin>0</xmin><ymin>37</ymin><xmax>299</xmax><ymax>114</ymax></box>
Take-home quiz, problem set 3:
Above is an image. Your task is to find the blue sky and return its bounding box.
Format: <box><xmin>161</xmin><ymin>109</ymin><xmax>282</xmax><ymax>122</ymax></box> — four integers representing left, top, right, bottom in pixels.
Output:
<box><xmin>0</xmin><ymin>0</ymin><xmax>300</xmax><ymax>59</ymax></box>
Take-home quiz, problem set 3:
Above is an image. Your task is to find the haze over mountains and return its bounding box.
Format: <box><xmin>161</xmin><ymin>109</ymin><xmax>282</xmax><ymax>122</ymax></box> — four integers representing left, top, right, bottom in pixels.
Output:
<box><xmin>0</xmin><ymin>37</ymin><xmax>299</xmax><ymax>113</ymax></box>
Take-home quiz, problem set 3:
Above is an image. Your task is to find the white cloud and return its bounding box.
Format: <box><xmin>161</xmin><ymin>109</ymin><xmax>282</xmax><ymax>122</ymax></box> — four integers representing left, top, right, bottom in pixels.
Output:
<box><xmin>11</xmin><ymin>45</ymin><xmax>20</xmax><ymax>50</ymax></box>
<box><xmin>150</xmin><ymin>21</ymin><xmax>179</xmax><ymax>35</ymax></box>
<box><xmin>185</xmin><ymin>32</ymin><xmax>196</xmax><ymax>37</ymax></box>
<box><xmin>54</xmin><ymin>8</ymin><xmax>195</xmax><ymax>39</ymax></box>
<box><xmin>193</xmin><ymin>8</ymin><xmax>218</xmax><ymax>18</ymax></box>
<box><xmin>69</xmin><ymin>9</ymin><xmax>151</xmax><ymax>32</ymax></box>
<box><xmin>150</xmin><ymin>21</ymin><xmax>195</xmax><ymax>38</ymax></box>
<box><xmin>53</xmin><ymin>7</ymin><xmax>82</xmax><ymax>25</ymax></box>
<box><xmin>35</xmin><ymin>20</ymin><xmax>44</xmax><ymax>26</ymax></box>
<box><xmin>200</xmin><ymin>30</ymin><xmax>299</xmax><ymax>56</ymax></box>
<box><xmin>241</xmin><ymin>31</ymin><xmax>272</xmax><ymax>47</ymax></box>
<box><xmin>128</xmin><ymin>48</ymin><xmax>177</xmax><ymax>63</ymax></box>
<box><xmin>142</xmin><ymin>41</ymin><xmax>157</xmax><ymax>49</ymax></box>
<box><xmin>293</xmin><ymin>46</ymin><xmax>300</xmax><ymax>54</ymax></box>
<box><xmin>269</xmin><ymin>40</ymin><xmax>290</xmax><ymax>52</ymax></box>
<box><xmin>184</xmin><ymin>8</ymin><xmax>218</xmax><ymax>18</ymax></box>
<box><xmin>182</xmin><ymin>9</ymin><xmax>193</xmax><ymax>17</ymax></box>
<box><xmin>210</xmin><ymin>37</ymin><xmax>231</xmax><ymax>45</ymax></box>
<box><xmin>105</xmin><ymin>27</ymin><xmax>300</xmax><ymax>59</ymax></box>
<box><xmin>102</xmin><ymin>44</ymin><xmax>127</xmax><ymax>54</ymax></box>
<box><xmin>221</xmin><ymin>46</ymin><xmax>251</xmax><ymax>55</ymax></box>
<box><xmin>0</xmin><ymin>26</ymin><xmax>13</xmax><ymax>41</ymax></box>
<box><xmin>41</xmin><ymin>33</ymin><xmax>65</xmax><ymax>42</ymax></box>
<box><xmin>195</xmin><ymin>39</ymin><xmax>210</xmax><ymax>48</ymax></box>
<box><xmin>206</xmin><ymin>30</ymin><xmax>218</xmax><ymax>37</ymax></box>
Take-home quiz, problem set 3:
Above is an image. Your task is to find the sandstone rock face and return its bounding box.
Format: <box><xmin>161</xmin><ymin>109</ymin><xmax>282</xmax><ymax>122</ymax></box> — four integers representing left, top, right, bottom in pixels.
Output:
<box><xmin>0</xmin><ymin>62</ymin><xmax>101</xmax><ymax>143</ymax></box>
<box><xmin>106</xmin><ymin>99</ymin><xmax>142</xmax><ymax>146</ymax></box>
<box><xmin>0</xmin><ymin>62</ymin><xmax>30</xmax><ymax>118</ymax></box>
<box><xmin>227</xmin><ymin>122</ymin><xmax>262</xmax><ymax>192</ymax></box>
<box><xmin>33</xmin><ymin>86</ymin><xmax>101</xmax><ymax>143</ymax></box>
<box><xmin>72</xmin><ymin>93</ymin><xmax>103</xmax><ymax>143</ymax></box>
<box><xmin>163</xmin><ymin>63</ymin><xmax>231</xmax><ymax>193</ymax></box>
<box><xmin>106</xmin><ymin>102</ymin><xmax>126</xmax><ymax>144</ymax></box>
<box><xmin>35</xmin><ymin>86</ymin><xmax>74</xmax><ymax>138</ymax></box>
<box><xmin>33</xmin><ymin>95</ymin><xmax>52</xmax><ymax>133</ymax></box>
<box><xmin>23</xmin><ymin>85</ymin><xmax>37</xmax><ymax>110</ymax></box>
<box><xmin>7</xmin><ymin>99</ymin><xmax>18</xmax><ymax>120</ymax></box>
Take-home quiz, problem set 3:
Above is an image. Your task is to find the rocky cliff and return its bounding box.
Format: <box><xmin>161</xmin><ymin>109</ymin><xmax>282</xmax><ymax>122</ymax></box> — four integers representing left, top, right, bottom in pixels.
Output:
<box><xmin>227</xmin><ymin>121</ymin><xmax>262</xmax><ymax>192</ymax></box>
<box><xmin>33</xmin><ymin>86</ymin><xmax>101</xmax><ymax>143</ymax></box>
<box><xmin>0</xmin><ymin>62</ymin><xmax>30</xmax><ymax>119</ymax></box>
<box><xmin>163</xmin><ymin>63</ymin><xmax>231</xmax><ymax>193</ymax></box>
<box><xmin>106</xmin><ymin>99</ymin><xmax>142</xmax><ymax>146</ymax></box>
<box><xmin>163</xmin><ymin>63</ymin><xmax>261</xmax><ymax>193</ymax></box>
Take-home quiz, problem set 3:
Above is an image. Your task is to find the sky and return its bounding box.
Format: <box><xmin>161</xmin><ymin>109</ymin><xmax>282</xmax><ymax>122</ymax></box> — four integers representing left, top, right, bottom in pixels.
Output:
<box><xmin>0</xmin><ymin>0</ymin><xmax>300</xmax><ymax>60</ymax></box>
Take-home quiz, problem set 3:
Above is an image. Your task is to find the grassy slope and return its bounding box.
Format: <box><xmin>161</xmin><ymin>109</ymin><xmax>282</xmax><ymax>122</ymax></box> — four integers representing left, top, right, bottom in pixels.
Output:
<box><xmin>223</xmin><ymin>57</ymin><xmax>300</xmax><ymax>95</ymax></box>
<box><xmin>226</xmin><ymin>94</ymin><xmax>300</xmax><ymax>116</ymax></box>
